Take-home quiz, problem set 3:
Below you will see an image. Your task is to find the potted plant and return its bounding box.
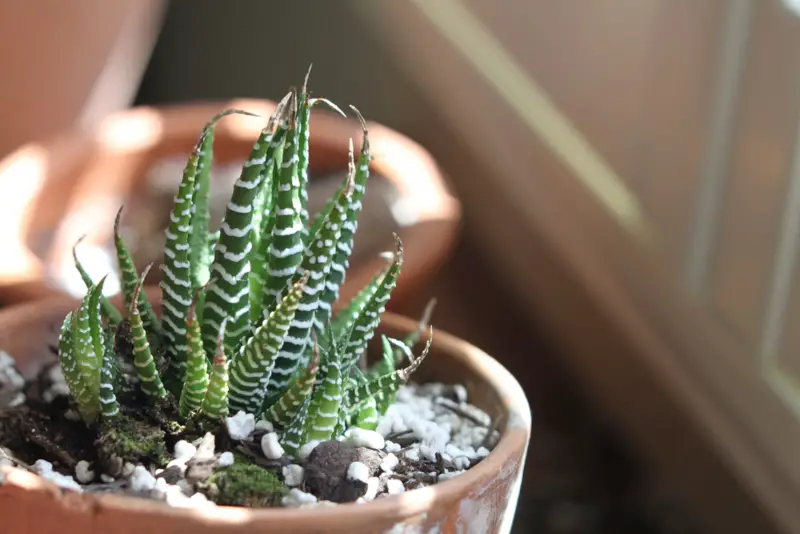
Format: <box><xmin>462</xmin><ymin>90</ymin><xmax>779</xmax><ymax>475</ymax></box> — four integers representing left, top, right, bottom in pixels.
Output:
<box><xmin>0</xmin><ymin>77</ymin><xmax>529</xmax><ymax>533</ymax></box>
<box><xmin>0</xmin><ymin>92</ymin><xmax>459</xmax><ymax>308</ymax></box>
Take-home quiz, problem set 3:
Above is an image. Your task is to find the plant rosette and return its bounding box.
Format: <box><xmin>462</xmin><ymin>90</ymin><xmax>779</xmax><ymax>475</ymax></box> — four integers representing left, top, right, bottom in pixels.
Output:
<box><xmin>0</xmin><ymin>71</ymin><xmax>530</xmax><ymax>533</ymax></box>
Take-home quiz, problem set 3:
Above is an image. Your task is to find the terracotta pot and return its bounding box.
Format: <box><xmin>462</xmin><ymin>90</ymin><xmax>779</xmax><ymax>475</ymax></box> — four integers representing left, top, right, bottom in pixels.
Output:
<box><xmin>0</xmin><ymin>293</ymin><xmax>530</xmax><ymax>533</ymax></box>
<box><xmin>0</xmin><ymin>99</ymin><xmax>460</xmax><ymax>307</ymax></box>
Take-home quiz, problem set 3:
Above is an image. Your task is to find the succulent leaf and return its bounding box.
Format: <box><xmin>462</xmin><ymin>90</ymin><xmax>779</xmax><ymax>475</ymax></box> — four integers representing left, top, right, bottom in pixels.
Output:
<box><xmin>160</xmin><ymin>132</ymin><xmax>203</xmax><ymax>391</ymax></box>
<box><xmin>179</xmin><ymin>293</ymin><xmax>210</xmax><ymax>418</ymax></box>
<box><xmin>265</xmin><ymin>338</ymin><xmax>320</xmax><ymax>428</ymax></box>
<box><xmin>99</xmin><ymin>342</ymin><xmax>120</xmax><ymax>419</ymax></box>
<box><xmin>340</xmin><ymin>235</ymin><xmax>403</xmax><ymax>371</ymax></box>
<box><xmin>228</xmin><ymin>273</ymin><xmax>308</xmax><ymax>415</ymax></box>
<box><xmin>114</xmin><ymin>207</ymin><xmax>163</xmax><ymax>339</ymax></box>
<box><xmin>69</xmin><ymin>277</ymin><xmax>108</xmax><ymax>424</ymax></box>
<box><xmin>264</xmin><ymin>161</ymin><xmax>354</xmax><ymax>401</ymax></box>
<box><xmin>202</xmin><ymin>320</ymin><xmax>230</xmax><ymax>418</ymax></box>
<box><xmin>130</xmin><ymin>265</ymin><xmax>167</xmax><ymax>400</ymax></box>
<box><xmin>279</xmin><ymin>395</ymin><xmax>310</xmax><ymax>458</ymax></box>
<box><xmin>202</xmin><ymin>102</ymin><xmax>291</xmax><ymax>357</ymax></box>
<box><xmin>190</xmin><ymin>109</ymin><xmax>257</xmax><ymax>290</ymax></box>
<box><xmin>316</xmin><ymin>109</ymin><xmax>372</xmax><ymax>325</ymax></box>
<box><xmin>72</xmin><ymin>238</ymin><xmax>122</xmax><ymax>325</ymax></box>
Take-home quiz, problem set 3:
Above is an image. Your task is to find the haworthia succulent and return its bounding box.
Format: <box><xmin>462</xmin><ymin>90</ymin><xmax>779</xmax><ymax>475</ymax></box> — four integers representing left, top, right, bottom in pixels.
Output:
<box><xmin>264</xmin><ymin>164</ymin><xmax>354</xmax><ymax>401</ymax></box>
<box><xmin>261</xmin><ymin>91</ymin><xmax>304</xmax><ymax>314</ymax></box>
<box><xmin>249</xmin><ymin>93</ymin><xmax>292</xmax><ymax>325</ymax></box>
<box><xmin>160</xmin><ymin>131</ymin><xmax>202</xmax><ymax>392</ymax></box>
<box><xmin>179</xmin><ymin>294</ymin><xmax>210</xmax><ymax>418</ymax></box>
<box><xmin>349</xmin><ymin>369</ymin><xmax>378</xmax><ymax>430</ymax></box>
<box><xmin>329</xmin><ymin>259</ymin><xmax>390</xmax><ymax>343</ymax></box>
<box><xmin>70</xmin><ymin>278</ymin><xmax>107</xmax><ymax>424</ymax></box>
<box><xmin>202</xmin><ymin>320</ymin><xmax>230</xmax><ymax>418</ymax></box>
<box><xmin>130</xmin><ymin>265</ymin><xmax>167</xmax><ymax>400</ymax></box>
<box><xmin>279</xmin><ymin>395</ymin><xmax>310</xmax><ymax>458</ymax></box>
<box><xmin>228</xmin><ymin>273</ymin><xmax>308</xmax><ymax>415</ymax></box>
<box><xmin>296</xmin><ymin>67</ymin><xmax>313</xmax><ymax>233</ymax></box>
<box><xmin>265</xmin><ymin>339</ymin><xmax>320</xmax><ymax>428</ymax></box>
<box><xmin>99</xmin><ymin>344</ymin><xmax>120</xmax><ymax>419</ymax></box>
<box><xmin>190</xmin><ymin>109</ymin><xmax>257</xmax><ymax>290</ymax></box>
<box><xmin>304</xmin><ymin>359</ymin><xmax>343</xmax><ymax>443</ymax></box>
<box><xmin>203</xmin><ymin>101</ymin><xmax>292</xmax><ymax>357</ymax></box>
<box><xmin>316</xmin><ymin>110</ymin><xmax>372</xmax><ymax>326</ymax></box>
<box><xmin>341</xmin><ymin>235</ymin><xmax>403</xmax><ymax>371</ymax></box>
<box><xmin>71</xmin><ymin>238</ymin><xmax>122</xmax><ymax>326</ymax></box>
<box><xmin>346</xmin><ymin>332</ymin><xmax>432</xmax><ymax>409</ymax></box>
<box><xmin>114</xmin><ymin>207</ymin><xmax>162</xmax><ymax>338</ymax></box>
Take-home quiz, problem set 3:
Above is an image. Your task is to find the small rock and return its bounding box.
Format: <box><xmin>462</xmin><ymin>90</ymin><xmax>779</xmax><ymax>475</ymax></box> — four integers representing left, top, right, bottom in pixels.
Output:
<box><xmin>195</xmin><ymin>432</ymin><xmax>216</xmax><ymax>460</ymax></box>
<box><xmin>384</xmin><ymin>441</ymin><xmax>401</xmax><ymax>453</ymax></box>
<box><xmin>282</xmin><ymin>488</ymin><xmax>318</xmax><ymax>508</ymax></box>
<box><xmin>0</xmin><ymin>458</ymin><xmax>14</xmax><ymax>469</ymax></box>
<box><xmin>173</xmin><ymin>440</ymin><xmax>197</xmax><ymax>460</ymax></box>
<box><xmin>64</xmin><ymin>409</ymin><xmax>81</xmax><ymax>422</ymax></box>
<box><xmin>282</xmin><ymin>464</ymin><xmax>304</xmax><ymax>487</ymax></box>
<box><xmin>156</xmin><ymin>465</ymin><xmax>184</xmax><ymax>484</ymax></box>
<box><xmin>100</xmin><ymin>474</ymin><xmax>115</xmax><ymax>484</ymax></box>
<box><xmin>260</xmin><ymin>432</ymin><xmax>284</xmax><ymax>460</ymax></box>
<box><xmin>255</xmin><ymin>419</ymin><xmax>274</xmax><ymax>432</ymax></box>
<box><xmin>386</xmin><ymin>478</ymin><xmax>405</xmax><ymax>495</ymax></box>
<box><xmin>130</xmin><ymin>466</ymin><xmax>156</xmax><ymax>492</ymax></box>
<box><xmin>344</xmin><ymin>428</ymin><xmax>385</xmax><ymax>450</ymax></box>
<box><xmin>225</xmin><ymin>411</ymin><xmax>255</xmax><ymax>441</ymax></box>
<box><xmin>420</xmin><ymin>445</ymin><xmax>437</xmax><ymax>462</ymax></box>
<box><xmin>75</xmin><ymin>461</ymin><xmax>94</xmax><ymax>484</ymax></box>
<box><xmin>453</xmin><ymin>384</ymin><xmax>468</xmax><ymax>404</ymax></box>
<box><xmin>380</xmin><ymin>453</ymin><xmax>399</xmax><ymax>473</ymax></box>
<box><xmin>363</xmin><ymin>477</ymin><xmax>380</xmax><ymax>501</ymax></box>
<box><xmin>122</xmin><ymin>462</ymin><xmax>136</xmax><ymax>477</ymax></box>
<box><xmin>346</xmin><ymin>461</ymin><xmax>370</xmax><ymax>483</ymax></box>
<box><xmin>217</xmin><ymin>452</ymin><xmax>234</xmax><ymax>467</ymax></box>
<box><xmin>404</xmin><ymin>447</ymin><xmax>420</xmax><ymax>461</ymax></box>
<box><xmin>153</xmin><ymin>477</ymin><xmax>168</xmax><ymax>495</ymax></box>
<box><xmin>304</xmin><ymin>440</ymin><xmax>368</xmax><ymax>503</ymax></box>
<box><xmin>185</xmin><ymin>458</ymin><xmax>216</xmax><ymax>484</ymax></box>
<box><xmin>32</xmin><ymin>460</ymin><xmax>83</xmax><ymax>492</ymax></box>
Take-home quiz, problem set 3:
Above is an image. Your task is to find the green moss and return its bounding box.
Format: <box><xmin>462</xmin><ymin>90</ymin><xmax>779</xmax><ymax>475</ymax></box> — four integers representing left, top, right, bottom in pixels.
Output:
<box><xmin>97</xmin><ymin>414</ymin><xmax>168</xmax><ymax>466</ymax></box>
<box><xmin>213</xmin><ymin>462</ymin><xmax>289</xmax><ymax>507</ymax></box>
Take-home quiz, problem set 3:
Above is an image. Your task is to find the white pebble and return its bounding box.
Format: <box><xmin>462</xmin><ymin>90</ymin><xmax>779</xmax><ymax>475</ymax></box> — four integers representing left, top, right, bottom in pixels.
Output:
<box><xmin>260</xmin><ymin>432</ymin><xmax>284</xmax><ymax>459</ymax></box>
<box><xmin>100</xmin><ymin>474</ymin><xmax>115</xmax><ymax>484</ymax></box>
<box><xmin>403</xmin><ymin>447</ymin><xmax>420</xmax><ymax>461</ymax></box>
<box><xmin>166</xmin><ymin>458</ymin><xmax>188</xmax><ymax>472</ymax></box>
<box><xmin>0</xmin><ymin>458</ymin><xmax>13</xmax><ymax>469</ymax></box>
<box><xmin>380</xmin><ymin>453</ymin><xmax>399</xmax><ymax>473</ymax></box>
<box><xmin>130</xmin><ymin>466</ymin><xmax>156</xmax><ymax>492</ymax></box>
<box><xmin>344</xmin><ymin>427</ymin><xmax>385</xmax><ymax>450</ymax></box>
<box><xmin>363</xmin><ymin>477</ymin><xmax>380</xmax><ymax>501</ymax></box>
<box><xmin>420</xmin><ymin>445</ymin><xmax>437</xmax><ymax>462</ymax></box>
<box><xmin>33</xmin><ymin>460</ymin><xmax>82</xmax><ymax>492</ymax></box>
<box><xmin>217</xmin><ymin>452</ymin><xmax>234</xmax><ymax>467</ymax></box>
<box><xmin>346</xmin><ymin>461</ymin><xmax>370</xmax><ymax>483</ymax></box>
<box><xmin>297</xmin><ymin>440</ymin><xmax>321</xmax><ymax>461</ymax></box>
<box><xmin>7</xmin><ymin>393</ymin><xmax>25</xmax><ymax>408</ymax></box>
<box><xmin>355</xmin><ymin>497</ymin><xmax>366</xmax><ymax>504</ymax></box>
<box><xmin>75</xmin><ymin>461</ymin><xmax>94</xmax><ymax>484</ymax></box>
<box><xmin>282</xmin><ymin>488</ymin><xmax>318</xmax><ymax>507</ymax></box>
<box><xmin>476</xmin><ymin>447</ymin><xmax>490</xmax><ymax>459</ymax></box>
<box><xmin>153</xmin><ymin>477</ymin><xmax>168</xmax><ymax>495</ymax></box>
<box><xmin>453</xmin><ymin>456</ymin><xmax>471</xmax><ymax>470</ymax></box>
<box><xmin>453</xmin><ymin>384</ymin><xmax>468</xmax><ymax>404</ymax></box>
<box><xmin>386</xmin><ymin>478</ymin><xmax>405</xmax><ymax>495</ymax></box>
<box><xmin>225</xmin><ymin>411</ymin><xmax>255</xmax><ymax>441</ymax></box>
<box><xmin>173</xmin><ymin>440</ymin><xmax>197</xmax><ymax>460</ymax></box>
<box><xmin>64</xmin><ymin>409</ymin><xmax>81</xmax><ymax>422</ymax></box>
<box><xmin>255</xmin><ymin>419</ymin><xmax>274</xmax><ymax>432</ymax></box>
<box><xmin>282</xmin><ymin>464</ymin><xmax>304</xmax><ymax>487</ymax></box>
<box><xmin>384</xmin><ymin>440</ymin><xmax>401</xmax><ymax>453</ymax></box>
<box><xmin>190</xmin><ymin>492</ymin><xmax>216</xmax><ymax>507</ymax></box>
<box><xmin>122</xmin><ymin>463</ymin><xmax>136</xmax><ymax>477</ymax></box>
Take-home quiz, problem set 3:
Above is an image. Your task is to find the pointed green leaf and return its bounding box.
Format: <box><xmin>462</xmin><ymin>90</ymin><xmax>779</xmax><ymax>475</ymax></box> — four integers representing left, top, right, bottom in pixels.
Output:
<box><xmin>179</xmin><ymin>293</ymin><xmax>210</xmax><ymax>419</ymax></box>
<box><xmin>69</xmin><ymin>277</ymin><xmax>108</xmax><ymax>424</ymax></box>
<box><xmin>279</xmin><ymin>395</ymin><xmax>311</xmax><ymax>459</ymax></box>
<box><xmin>130</xmin><ymin>265</ymin><xmax>167</xmax><ymax>400</ymax></box>
<box><xmin>202</xmin><ymin>320</ymin><xmax>230</xmax><ymax>418</ymax></box>
<box><xmin>228</xmin><ymin>273</ymin><xmax>308</xmax><ymax>415</ymax></box>
<box><xmin>114</xmin><ymin>207</ymin><xmax>162</xmax><ymax>339</ymax></box>
<box><xmin>265</xmin><ymin>161</ymin><xmax>354</xmax><ymax>401</ymax></box>
<box><xmin>202</xmin><ymin>97</ymin><xmax>292</xmax><ymax>357</ymax></box>
<box><xmin>265</xmin><ymin>339</ymin><xmax>320</xmax><ymax>428</ymax></box>
<box><xmin>304</xmin><ymin>359</ymin><xmax>343</xmax><ymax>443</ymax></box>
<box><xmin>72</xmin><ymin>238</ymin><xmax>122</xmax><ymax>326</ymax></box>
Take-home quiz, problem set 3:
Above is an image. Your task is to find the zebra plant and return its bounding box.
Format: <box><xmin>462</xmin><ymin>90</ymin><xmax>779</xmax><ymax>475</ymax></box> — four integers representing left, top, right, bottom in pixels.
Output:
<box><xmin>61</xmin><ymin>74</ymin><xmax>434</xmax><ymax>457</ymax></box>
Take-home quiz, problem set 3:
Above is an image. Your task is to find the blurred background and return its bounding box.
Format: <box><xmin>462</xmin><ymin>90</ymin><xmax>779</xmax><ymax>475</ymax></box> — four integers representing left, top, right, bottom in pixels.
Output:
<box><xmin>5</xmin><ymin>0</ymin><xmax>800</xmax><ymax>532</ymax></box>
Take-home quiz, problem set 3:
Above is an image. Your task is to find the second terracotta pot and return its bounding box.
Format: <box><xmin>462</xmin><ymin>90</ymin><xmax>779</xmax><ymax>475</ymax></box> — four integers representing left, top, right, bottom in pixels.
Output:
<box><xmin>0</xmin><ymin>99</ymin><xmax>460</xmax><ymax>307</ymax></box>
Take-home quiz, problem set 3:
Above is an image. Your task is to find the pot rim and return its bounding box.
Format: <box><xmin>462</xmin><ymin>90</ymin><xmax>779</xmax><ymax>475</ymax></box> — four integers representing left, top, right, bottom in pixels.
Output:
<box><xmin>0</xmin><ymin>296</ymin><xmax>530</xmax><ymax>525</ymax></box>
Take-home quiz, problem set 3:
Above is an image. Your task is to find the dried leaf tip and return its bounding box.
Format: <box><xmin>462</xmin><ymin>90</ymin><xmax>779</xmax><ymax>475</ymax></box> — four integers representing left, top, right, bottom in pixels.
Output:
<box><xmin>213</xmin><ymin>318</ymin><xmax>228</xmax><ymax>366</ymax></box>
<box><xmin>193</xmin><ymin>108</ymin><xmax>260</xmax><ymax>152</ymax></box>
<box><xmin>349</xmin><ymin>105</ymin><xmax>370</xmax><ymax>154</ymax></box>
<box><xmin>129</xmin><ymin>263</ymin><xmax>153</xmax><ymax>315</ymax></box>
<box><xmin>398</xmin><ymin>327</ymin><xmax>433</xmax><ymax>381</ymax></box>
<box><xmin>302</xmin><ymin>63</ymin><xmax>313</xmax><ymax>94</ymax></box>
<box><xmin>310</xmin><ymin>97</ymin><xmax>346</xmax><ymax>118</ymax></box>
